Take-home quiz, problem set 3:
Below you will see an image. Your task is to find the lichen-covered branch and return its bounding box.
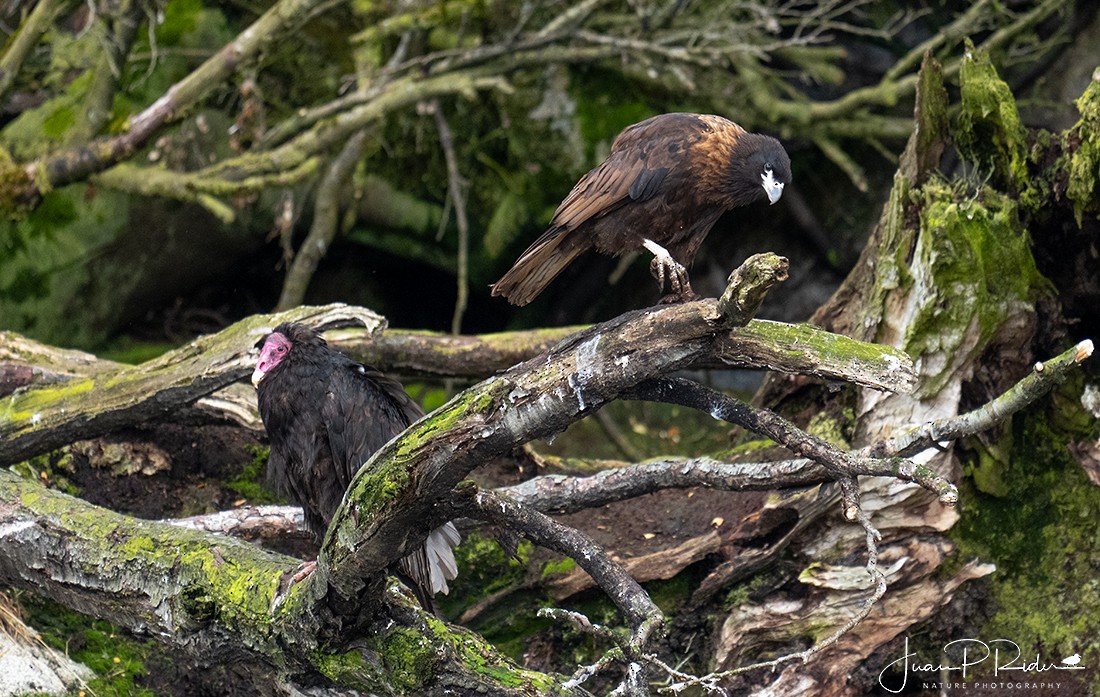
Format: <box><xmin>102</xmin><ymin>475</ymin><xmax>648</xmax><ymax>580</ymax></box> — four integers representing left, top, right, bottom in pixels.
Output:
<box><xmin>14</xmin><ymin>0</ymin><xmax>329</xmax><ymax>206</ymax></box>
<box><xmin>0</xmin><ymin>0</ymin><xmax>68</xmax><ymax>101</ymax></box>
<box><xmin>871</xmin><ymin>339</ymin><xmax>1095</xmax><ymax>458</ymax></box>
<box><xmin>0</xmin><ymin>468</ymin><xmax>580</xmax><ymax>696</ymax></box>
<box><xmin>458</xmin><ymin>489</ymin><xmax>663</xmax><ymax>647</ymax></box>
<box><xmin>624</xmin><ymin>377</ymin><xmax>958</xmax><ymax>506</ymax></box>
<box><xmin>0</xmin><ymin>304</ymin><xmax>385</xmax><ymax>466</ymax></box>
<box><xmin>2</xmin><ymin>272</ymin><xmax>914</xmax><ymax>469</ymax></box>
<box><xmin>308</xmin><ymin>255</ymin><xmax>913</xmax><ymax>607</ymax></box>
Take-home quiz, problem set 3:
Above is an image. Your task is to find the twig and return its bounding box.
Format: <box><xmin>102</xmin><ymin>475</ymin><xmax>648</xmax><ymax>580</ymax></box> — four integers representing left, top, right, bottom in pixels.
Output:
<box><xmin>458</xmin><ymin>489</ymin><xmax>664</xmax><ymax>647</ymax></box>
<box><xmin>622</xmin><ymin>377</ymin><xmax>958</xmax><ymax>506</ymax></box>
<box><xmin>870</xmin><ymin>339</ymin><xmax>1094</xmax><ymax>458</ymax></box>
<box><xmin>30</xmin><ymin>0</ymin><xmax>330</xmax><ymax>197</ymax></box>
<box><xmin>275</xmin><ymin>130</ymin><xmax>368</xmax><ymax>310</ymax></box>
<box><xmin>428</xmin><ymin>100</ymin><xmax>471</xmax><ymax>334</ymax></box>
<box><xmin>0</xmin><ymin>0</ymin><xmax>66</xmax><ymax>101</ymax></box>
<box><xmin>499</xmin><ymin>457</ymin><xmax>828</xmax><ymax>514</ymax></box>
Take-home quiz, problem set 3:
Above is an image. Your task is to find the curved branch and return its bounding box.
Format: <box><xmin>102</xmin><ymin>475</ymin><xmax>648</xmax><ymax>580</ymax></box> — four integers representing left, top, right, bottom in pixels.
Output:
<box><xmin>872</xmin><ymin>339</ymin><xmax>1094</xmax><ymax>458</ymax></box>
<box><xmin>459</xmin><ymin>489</ymin><xmax>663</xmax><ymax>645</ymax></box>
<box><xmin>24</xmin><ymin>0</ymin><xmax>329</xmax><ymax>200</ymax></box>
<box><xmin>0</xmin><ymin>0</ymin><xmax>68</xmax><ymax>101</ymax></box>
<box><xmin>622</xmin><ymin>377</ymin><xmax>958</xmax><ymax>505</ymax></box>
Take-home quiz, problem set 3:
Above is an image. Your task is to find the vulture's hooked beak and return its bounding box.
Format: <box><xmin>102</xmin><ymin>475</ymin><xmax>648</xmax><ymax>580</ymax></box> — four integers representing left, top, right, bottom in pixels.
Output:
<box><xmin>251</xmin><ymin>368</ymin><xmax>265</xmax><ymax>388</ymax></box>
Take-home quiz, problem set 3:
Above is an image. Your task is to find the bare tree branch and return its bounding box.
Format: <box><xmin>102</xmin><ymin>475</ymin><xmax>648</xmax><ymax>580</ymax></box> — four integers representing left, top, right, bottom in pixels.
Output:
<box><xmin>0</xmin><ymin>0</ymin><xmax>68</xmax><ymax>101</ymax></box>
<box><xmin>275</xmin><ymin>131</ymin><xmax>368</xmax><ymax>310</ymax></box>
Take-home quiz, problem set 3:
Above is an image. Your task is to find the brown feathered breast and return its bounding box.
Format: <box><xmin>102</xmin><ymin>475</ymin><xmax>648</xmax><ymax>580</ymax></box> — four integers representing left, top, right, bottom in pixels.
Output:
<box><xmin>491</xmin><ymin>113</ymin><xmax>791</xmax><ymax>305</ymax></box>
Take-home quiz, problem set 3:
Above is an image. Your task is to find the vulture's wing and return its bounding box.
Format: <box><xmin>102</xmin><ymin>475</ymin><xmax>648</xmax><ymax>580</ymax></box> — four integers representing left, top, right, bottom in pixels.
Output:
<box><xmin>322</xmin><ymin>362</ymin><xmax>459</xmax><ymax>599</ymax></box>
<box><xmin>322</xmin><ymin>361</ymin><xmax>423</xmax><ymax>486</ymax></box>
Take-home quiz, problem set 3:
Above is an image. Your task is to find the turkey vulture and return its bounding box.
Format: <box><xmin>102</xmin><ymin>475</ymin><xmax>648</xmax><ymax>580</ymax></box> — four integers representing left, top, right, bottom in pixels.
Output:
<box><xmin>491</xmin><ymin>112</ymin><xmax>791</xmax><ymax>305</ymax></box>
<box><xmin>252</xmin><ymin>322</ymin><xmax>459</xmax><ymax>603</ymax></box>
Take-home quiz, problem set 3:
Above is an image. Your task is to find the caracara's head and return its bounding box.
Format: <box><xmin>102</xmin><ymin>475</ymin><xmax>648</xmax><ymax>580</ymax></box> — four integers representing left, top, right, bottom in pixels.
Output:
<box><xmin>727</xmin><ymin>134</ymin><xmax>792</xmax><ymax>207</ymax></box>
<box><xmin>251</xmin><ymin>322</ymin><xmax>325</xmax><ymax>387</ymax></box>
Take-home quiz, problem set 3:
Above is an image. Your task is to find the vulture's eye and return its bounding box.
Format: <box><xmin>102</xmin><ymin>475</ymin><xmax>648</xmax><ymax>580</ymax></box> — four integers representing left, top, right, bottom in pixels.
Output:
<box><xmin>276</xmin><ymin>345</ymin><xmax>287</xmax><ymax>354</ymax></box>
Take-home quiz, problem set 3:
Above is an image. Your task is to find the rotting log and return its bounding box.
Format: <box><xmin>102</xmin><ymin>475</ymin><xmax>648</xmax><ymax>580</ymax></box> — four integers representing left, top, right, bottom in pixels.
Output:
<box><xmin>0</xmin><ymin>467</ymin><xmax>578</xmax><ymax>696</ymax></box>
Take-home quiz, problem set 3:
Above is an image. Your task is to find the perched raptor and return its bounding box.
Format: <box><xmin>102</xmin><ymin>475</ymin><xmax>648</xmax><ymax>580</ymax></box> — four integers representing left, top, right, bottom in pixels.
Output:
<box><xmin>252</xmin><ymin>322</ymin><xmax>459</xmax><ymax>604</ymax></box>
<box><xmin>491</xmin><ymin>112</ymin><xmax>791</xmax><ymax>305</ymax></box>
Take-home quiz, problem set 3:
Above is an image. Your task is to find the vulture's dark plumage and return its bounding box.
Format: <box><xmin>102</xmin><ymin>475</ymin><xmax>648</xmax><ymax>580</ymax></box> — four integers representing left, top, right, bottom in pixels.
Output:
<box><xmin>491</xmin><ymin>112</ymin><xmax>791</xmax><ymax>305</ymax></box>
<box><xmin>252</xmin><ymin>322</ymin><xmax>459</xmax><ymax>602</ymax></box>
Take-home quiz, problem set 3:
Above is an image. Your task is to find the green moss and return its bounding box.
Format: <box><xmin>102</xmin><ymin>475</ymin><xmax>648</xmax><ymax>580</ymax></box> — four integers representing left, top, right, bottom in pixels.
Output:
<box><xmin>10</xmin><ymin>449</ymin><xmax>81</xmax><ymax>496</ymax></box>
<box><xmin>23</xmin><ymin>596</ymin><xmax>156</xmax><ymax>697</ymax></box>
<box><xmin>904</xmin><ymin>181</ymin><xmax>1050</xmax><ymax>397</ymax></box>
<box><xmin>645</xmin><ymin>573</ymin><xmax>692</xmax><ymax>617</ymax></box>
<box><xmin>442</xmin><ymin>533</ymin><xmax>533</xmax><ymax>617</ymax></box>
<box><xmin>720</xmin><ymin>438</ymin><xmax>779</xmax><ymax>458</ymax></box>
<box><xmin>952</xmin><ymin>400</ymin><xmax>1100</xmax><ymax>682</ymax></box>
<box><xmin>1</xmin><ymin>378</ymin><xmax>95</xmax><ymax>423</ymax></box>
<box><xmin>962</xmin><ymin>429</ymin><xmax>1011</xmax><ymax>497</ymax></box>
<box><xmin>425</xmin><ymin>615</ymin><xmax>563</xmax><ymax>691</ymax></box>
<box><xmin>805</xmin><ymin>411</ymin><xmax>851</xmax><ymax>450</ymax></box>
<box><xmin>375</xmin><ymin>628</ymin><xmax>434</xmax><ymax>692</ymax></box>
<box><xmin>98</xmin><ymin>338</ymin><xmax>174</xmax><ymax>364</ymax></box>
<box><xmin>954</xmin><ymin>41</ymin><xmax>1028</xmax><ymax>188</ymax></box>
<box><xmin>541</xmin><ymin>556</ymin><xmax>576</xmax><ymax>578</ymax></box>
<box><xmin>3</xmin><ymin>471</ymin><xmax>288</xmax><ymax>653</ymax></box>
<box><xmin>1066</xmin><ymin>72</ymin><xmax>1100</xmax><ymax>225</ymax></box>
<box><xmin>225</xmin><ymin>444</ymin><xmax>284</xmax><ymax>505</ymax></box>
<box><xmin>314</xmin><ymin>646</ymin><xmax>389</xmax><ymax>693</ymax></box>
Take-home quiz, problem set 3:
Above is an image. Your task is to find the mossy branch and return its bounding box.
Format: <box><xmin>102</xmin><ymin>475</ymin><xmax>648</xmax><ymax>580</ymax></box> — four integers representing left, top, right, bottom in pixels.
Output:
<box><xmin>0</xmin><ymin>304</ymin><xmax>385</xmax><ymax>466</ymax></box>
<box><xmin>0</xmin><ymin>0</ymin><xmax>69</xmax><ymax>101</ymax></box>
<box><xmin>15</xmin><ymin>0</ymin><xmax>328</xmax><ymax>206</ymax></box>
<box><xmin>0</xmin><ymin>468</ymin><xmax>580</xmax><ymax>695</ymax></box>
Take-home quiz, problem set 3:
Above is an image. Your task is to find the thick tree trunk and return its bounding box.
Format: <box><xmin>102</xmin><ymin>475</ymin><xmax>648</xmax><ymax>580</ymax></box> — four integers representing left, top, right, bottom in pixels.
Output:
<box><xmin>707</xmin><ymin>50</ymin><xmax>1100</xmax><ymax>695</ymax></box>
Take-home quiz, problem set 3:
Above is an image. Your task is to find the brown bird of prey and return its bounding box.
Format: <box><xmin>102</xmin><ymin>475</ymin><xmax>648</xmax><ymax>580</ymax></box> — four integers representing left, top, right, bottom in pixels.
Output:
<box><xmin>490</xmin><ymin>112</ymin><xmax>791</xmax><ymax>305</ymax></box>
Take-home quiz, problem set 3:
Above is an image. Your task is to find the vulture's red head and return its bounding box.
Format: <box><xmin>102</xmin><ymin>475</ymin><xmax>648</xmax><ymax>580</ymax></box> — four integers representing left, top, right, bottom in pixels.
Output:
<box><xmin>251</xmin><ymin>322</ymin><xmax>324</xmax><ymax>387</ymax></box>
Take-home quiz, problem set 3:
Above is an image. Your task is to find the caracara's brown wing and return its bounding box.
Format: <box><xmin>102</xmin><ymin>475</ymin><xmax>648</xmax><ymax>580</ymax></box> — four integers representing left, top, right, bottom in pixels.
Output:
<box><xmin>492</xmin><ymin>113</ymin><xmax>743</xmax><ymax>305</ymax></box>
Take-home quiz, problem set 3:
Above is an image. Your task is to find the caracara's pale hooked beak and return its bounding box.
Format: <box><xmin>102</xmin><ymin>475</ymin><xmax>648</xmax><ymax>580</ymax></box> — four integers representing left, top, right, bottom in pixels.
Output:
<box><xmin>762</xmin><ymin>168</ymin><xmax>784</xmax><ymax>205</ymax></box>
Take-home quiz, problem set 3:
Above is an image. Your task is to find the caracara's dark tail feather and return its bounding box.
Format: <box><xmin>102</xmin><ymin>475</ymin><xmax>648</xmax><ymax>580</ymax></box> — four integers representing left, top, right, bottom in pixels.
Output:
<box><xmin>490</xmin><ymin>229</ymin><xmax>590</xmax><ymax>306</ymax></box>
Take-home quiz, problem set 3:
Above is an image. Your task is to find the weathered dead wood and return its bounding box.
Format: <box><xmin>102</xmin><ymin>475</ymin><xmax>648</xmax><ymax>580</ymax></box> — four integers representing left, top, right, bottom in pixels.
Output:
<box><xmin>328</xmin><ymin>325</ymin><xmax>586</xmax><ymax>379</ymax></box>
<box><xmin>0</xmin><ymin>304</ymin><xmax>385</xmax><ymax>466</ymax></box>
<box><xmin>1</xmin><ymin>289</ymin><xmax>913</xmax><ymax>474</ymax></box>
<box><xmin>0</xmin><ymin>252</ymin><xmax>921</xmax><ymax>695</ymax></box>
<box><xmin>0</xmin><ymin>468</ymin><xmax>582</xmax><ymax>695</ymax></box>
